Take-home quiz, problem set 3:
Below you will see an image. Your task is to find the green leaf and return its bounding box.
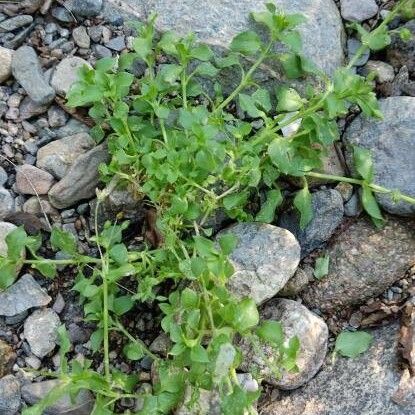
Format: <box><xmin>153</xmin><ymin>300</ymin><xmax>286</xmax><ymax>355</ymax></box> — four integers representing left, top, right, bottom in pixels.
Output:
<box><xmin>335</xmin><ymin>331</ymin><xmax>373</xmax><ymax>358</ymax></box>
<box><xmin>218</xmin><ymin>234</ymin><xmax>237</xmax><ymax>256</ymax></box>
<box><xmin>353</xmin><ymin>146</ymin><xmax>374</xmax><ymax>181</ymax></box>
<box><xmin>181</xmin><ymin>288</ymin><xmax>198</xmax><ymax>309</ymax></box>
<box><xmin>6</xmin><ymin>227</ymin><xmax>26</xmax><ymax>261</ymax></box>
<box><xmin>230</xmin><ymin>31</ymin><xmax>262</xmax><ymax>55</ymax></box>
<box><xmin>255</xmin><ymin>189</ymin><xmax>283</xmax><ymax>223</ymax></box>
<box><xmin>223</xmin><ymin>191</ymin><xmax>249</xmax><ymax>212</ymax></box>
<box><xmin>294</xmin><ymin>186</ymin><xmax>313</xmax><ymax>229</ymax></box>
<box><xmin>50</xmin><ymin>227</ymin><xmax>77</xmax><ymax>255</ymax></box>
<box><xmin>399</xmin><ymin>28</ymin><xmax>412</xmax><ymax>42</ymax></box>
<box><xmin>190</xmin><ymin>44</ymin><xmax>214</xmax><ymax>61</ymax></box>
<box><xmin>133</xmin><ymin>36</ymin><xmax>153</xmax><ymax>60</ymax></box>
<box><xmin>109</xmin><ymin>244</ymin><xmax>129</xmax><ymax>265</ymax></box>
<box><xmin>239</xmin><ymin>93</ymin><xmax>262</xmax><ymax>118</ymax></box>
<box><xmin>90</xmin><ymin>329</ymin><xmax>103</xmax><ymax>352</ymax></box>
<box><xmin>113</xmin><ymin>295</ymin><xmax>134</xmax><ymax>315</ymax></box>
<box><xmin>280</xmin><ymin>53</ymin><xmax>303</xmax><ymax>79</ymax></box>
<box><xmin>190</xmin><ymin>344</ymin><xmax>210</xmax><ymax>363</ymax></box>
<box><xmin>0</xmin><ymin>261</ymin><xmax>17</xmax><ymax>290</ymax></box>
<box><xmin>361</xmin><ymin>184</ymin><xmax>384</xmax><ymax>227</ymax></box>
<box><xmin>276</xmin><ymin>87</ymin><xmax>304</xmax><ymax>112</ymax></box>
<box><xmin>57</xmin><ymin>324</ymin><xmax>71</xmax><ymax>373</ymax></box>
<box><xmin>33</xmin><ymin>262</ymin><xmax>57</xmax><ymax>278</ymax></box>
<box><xmin>123</xmin><ymin>342</ymin><xmax>145</xmax><ymax>360</ymax></box>
<box><xmin>314</xmin><ymin>255</ymin><xmax>330</xmax><ymax>280</ymax></box>
<box><xmin>195</xmin><ymin>62</ymin><xmax>219</xmax><ymax>77</ymax></box>
<box><xmin>159</xmin><ymin>64</ymin><xmax>182</xmax><ymax>84</ymax></box>
<box><xmin>257</xmin><ymin>320</ymin><xmax>284</xmax><ymax>345</ymax></box>
<box><xmin>234</xmin><ymin>298</ymin><xmax>259</xmax><ymax>333</ymax></box>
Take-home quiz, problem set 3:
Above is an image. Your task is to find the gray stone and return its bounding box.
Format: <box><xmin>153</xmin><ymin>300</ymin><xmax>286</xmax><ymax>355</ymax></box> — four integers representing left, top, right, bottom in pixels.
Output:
<box><xmin>50</xmin><ymin>57</ymin><xmax>92</xmax><ymax>97</ymax></box>
<box><xmin>11</xmin><ymin>46</ymin><xmax>55</xmax><ymax>105</ymax></box>
<box><xmin>239</xmin><ymin>299</ymin><xmax>328</xmax><ymax>389</ymax></box>
<box><xmin>278</xmin><ymin>189</ymin><xmax>344</xmax><ymax>258</ymax></box>
<box><xmin>15</xmin><ymin>164</ymin><xmax>55</xmax><ymax>195</ymax></box>
<box><xmin>343</xmin><ymin>97</ymin><xmax>415</xmax><ymax>216</ymax></box>
<box><xmin>23</xmin><ymin>196</ymin><xmax>58</xmax><ymax>216</ymax></box>
<box><xmin>21</xmin><ymin>379</ymin><xmax>94</xmax><ymax>415</ymax></box>
<box><xmin>0</xmin><ymin>15</ymin><xmax>33</xmax><ymax>32</ymax></box>
<box><xmin>344</xmin><ymin>192</ymin><xmax>362</xmax><ymax>217</ymax></box>
<box><xmin>0</xmin><ymin>274</ymin><xmax>51</xmax><ymax>317</ymax></box>
<box><xmin>137</xmin><ymin>0</ymin><xmax>344</xmax><ymax>77</ymax></box>
<box><xmin>72</xmin><ymin>26</ymin><xmax>90</xmax><ymax>49</ymax></box>
<box><xmin>0</xmin><ymin>375</ymin><xmax>20</xmax><ymax>415</ymax></box>
<box><xmin>47</xmin><ymin>106</ymin><xmax>68</xmax><ymax>128</ymax></box>
<box><xmin>216</xmin><ymin>223</ymin><xmax>300</xmax><ymax>305</ymax></box>
<box><xmin>88</xmin><ymin>25</ymin><xmax>103</xmax><ymax>43</ymax></box>
<box><xmin>0</xmin><ymin>167</ymin><xmax>7</xmax><ymax>186</ymax></box>
<box><xmin>340</xmin><ymin>0</ymin><xmax>378</xmax><ymax>22</ymax></box>
<box><xmin>93</xmin><ymin>44</ymin><xmax>112</xmax><ymax>58</ymax></box>
<box><xmin>149</xmin><ymin>333</ymin><xmax>171</xmax><ymax>356</ymax></box>
<box><xmin>301</xmin><ymin>216</ymin><xmax>415</xmax><ymax>311</ymax></box>
<box><xmin>387</xmin><ymin>20</ymin><xmax>415</xmax><ymax>78</ymax></box>
<box><xmin>362</xmin><ymin>60</ymin><xmax>395</xmax><ymax>83</ymax></box>
<box><xmin>261</xmin><ymin>324</ymin><xmax>414</xmax><ymax>415</ymax></box>
<box><xmin>54</xmin><ymin>118</ymin><xmax>89</xmax><ymax>138</ymax></box>
<box><xmin>71</xmin><ymin>0</ymin><xmax>103</xmax><ymax>17</ymax></box>
<box><xmin>51</xmin><ymin>6</ymin><xmax>75</xmax><ymax>23</ymax></box>
<box><xmin>19</xmin><ymin>96</ymin><xmax>49</xmax><ymax>120</ymax></box>
<box><xmin>0</xmin><ymin>187</ymin><xmax>14</xmax><ymax>219</ymax></box>
<box><xmin>347</xmin><ymin>38</ymin><xmax>370</xmax><ymax>66</ymax></box>
<box><xmin>279</xmin><ymin>265</ymin><xmax>314</xmax><ymax>298</ymax></box>
<box><xmin>48</xmin><ymin>143</ymin><xmax>110</xmax><ymax>209</ymax></box>
<box><xmin>105</xmin><ymin>36</ymin><xmax>126</xmax><ymax>51</ymax></box>
<box><xmin>0</xmin><ymin>46</ymin><xmax>13</xmax><ymax>84</ymax></box>
<box><xmin>37</xmin><ymin>133</ymin><xmax>95</xmax><ymax>180</ymax></box>
<box><xmin>24</xmin><ymin>308</ymin><xmax>60</xmax><ymax>358</ymax></box>
<box><xmin>25</xmin><ymin>354</ymin><xmax>42</xmax><ymax>369</ymax></box>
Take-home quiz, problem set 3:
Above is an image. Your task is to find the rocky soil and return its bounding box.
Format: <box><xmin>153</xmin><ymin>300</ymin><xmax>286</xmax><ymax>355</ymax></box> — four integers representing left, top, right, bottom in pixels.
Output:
<box><xmin>0</xmin><ymin>0</ymin><xmax>414</xmax><ymax>414</ymax></box>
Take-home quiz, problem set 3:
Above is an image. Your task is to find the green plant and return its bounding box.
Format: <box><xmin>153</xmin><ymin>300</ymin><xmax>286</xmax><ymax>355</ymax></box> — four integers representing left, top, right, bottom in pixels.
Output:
<box><xmin>334</xmin><ymin>330</ymin><xmax>373</xmax><ymax>359</ymax></box>
<box><xmin>1</xmin><ymin>1</ymin><xmax>415</xmax><ymax>414</ymax></box>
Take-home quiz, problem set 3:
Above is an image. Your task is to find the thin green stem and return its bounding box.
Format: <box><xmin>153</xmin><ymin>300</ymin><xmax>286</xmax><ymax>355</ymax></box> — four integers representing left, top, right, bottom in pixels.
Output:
<box><xmin>305</xmin><ymin>171</ymin><xmax>415</xmax><ymax>204</ymax></box>
<box><xmin>214</xmin><ymin>42</ymin><xmax>273</xmax><ymax>114</ymax></box>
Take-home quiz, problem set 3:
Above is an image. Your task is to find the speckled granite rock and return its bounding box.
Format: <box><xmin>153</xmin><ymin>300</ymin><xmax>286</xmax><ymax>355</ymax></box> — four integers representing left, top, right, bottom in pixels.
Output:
<box><xmin>108</xmin><ymin>0</ymin><xmax>344</xmax><ymax>76</ymax></box>
<box><xmin>260</xmin><ymin>324</ymin><xmax>414</xmax><ymax>415</ymax></box>
<box><xmin>301</xmin><ymin>216</ymin><xmax>415</xmax><ymax>311</ymax></box>
<box><xmin>344</xmin><ymin>97</ymin><xmax>415</xmax><ymax>216</ymax></box>
<box><xmin>278</xmin><ymin>189</ymin><xmax>344</xmax><ymax>258</ymax></box>
<box><xmin>48</xmin><ymin>143</ymin><xmax>110</xmax><ymax>209</ymax></box>
<box><xmin>21</xmin><ymin>379</ymin><xmax>94</xmax><ymax>415</ymax></box>
<box><xmin>239</xmin><ymin>299</ymin><xmax>328</xmax><ymax>389</ymax></box>
<box><xmin>216</xmin><ymin>223</ymin><xmax>300</xmax><ymax>305</ymax></box>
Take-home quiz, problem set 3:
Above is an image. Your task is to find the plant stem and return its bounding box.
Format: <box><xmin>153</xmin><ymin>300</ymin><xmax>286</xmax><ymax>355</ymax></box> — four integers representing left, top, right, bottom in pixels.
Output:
<box><xmin>214</xmin><ymin>42</ymin><xmax>273</xmax><ymax>114</ymax></box>
<box><xmin>305</xmin><ymin>172</ymin><xmax>415</xmax><ymax>204</ymax></box>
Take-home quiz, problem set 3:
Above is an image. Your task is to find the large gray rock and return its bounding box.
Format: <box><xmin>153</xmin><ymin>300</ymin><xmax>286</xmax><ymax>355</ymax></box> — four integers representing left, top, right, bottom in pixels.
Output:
<box><xmin>24</xmin><ymin>308</ymin><xmax>60</xmax><ymax>358</ymax></box>
<box><xmin>0</xmin><ymin>187</ymin><xmax>14</xmax><ymax>219</ymax></box>
<box><xmin>261</xmin><ymin>324</ymin><xmax>414</xmax><ymax>415</ymax></box>
<box><xmin>278</xmin><ymin>189</ymin><xmax>344</xmax><ymax>258</ymax></box>
<box><xmin>344</xmin><ymin>97</ymin><xmax>415</xmax><ymax>216</ymax></box>
<box><xmin>302</xmin><ymin>216</ymin><xmax>415</xmax><ymax>312</ymax></box>
<box><xmin>15</xmin><ymin>164</ymin><xmax>55</xmax><ymax>196</ymax></box>
<box><xmin>0</xmin><ymin>15</ymin><xmax>33</xmax><ymax>32</ymax></box>
<box><xmin>48</xmin><ymin>143</ymin><xmax>110</xmax><ymax>209</ymax></box>
<box><xmin>21</xmin><ymin>380</ymin><xmax>94</xmax><ymax>415</ymax></box>
<box><xmin>70</xmin><ymin>0</ymin><xmax>103</xmax><ymax>17</ymax></box>
<box><xmin>340</xmin><ymin>0</ymin><xmax>378</xmax><ymax>22</ymax></box>
<box><xmin>36</xmin><ymin>133</ymin><xmax>95</xmax><ymax>179</ymax></box>
<box><xmin>0</xmin><ymin>274</ymin><xmax>51</xmax><ymax>317</ymax></box>
<box><xmin>108</xmin><ymin>0</ymin><xmax>344</xmax><ymax>76</ymax></box>
<box><xmin>239</xmin><ymin>299</ymin><xmax>328</xmax><ymax>389</ymax></box>
<box><xmin>216</xmin><ymin>223</ymin><xmax>300</xmax><ymax>305</ymax></box>
<box><xmin>0</xmin><ymin>46</ymin><xmax>13</xmax><ymax>84</ymax></box>
<box><xmin>0</xmin><ymin>375</ymin><xmax>20</xmax><ymax>415</ymax></box>
<box><xmin>11</xmin><ymin>46</ymin><xmax>55</xmax><ymax>105</ymax></box>
<box><xmin>50</xmin><ymin>56</ymin><xmax>92</xmax><ymax>97</ymax></box>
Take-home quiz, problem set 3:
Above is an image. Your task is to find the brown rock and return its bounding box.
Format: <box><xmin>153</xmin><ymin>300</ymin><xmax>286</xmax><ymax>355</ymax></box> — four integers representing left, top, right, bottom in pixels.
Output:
<box><xmin>15</xmin><ymin>165</ymin><xmax>55</xmax><ymax>195</ymax></box>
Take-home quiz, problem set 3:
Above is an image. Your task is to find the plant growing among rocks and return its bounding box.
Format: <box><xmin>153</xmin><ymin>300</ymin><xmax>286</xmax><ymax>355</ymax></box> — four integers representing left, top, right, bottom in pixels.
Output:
<box><xmin>1</xmin><ymin>0</ymin><xmax>415</xmax><ymax>414</ymax></box>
